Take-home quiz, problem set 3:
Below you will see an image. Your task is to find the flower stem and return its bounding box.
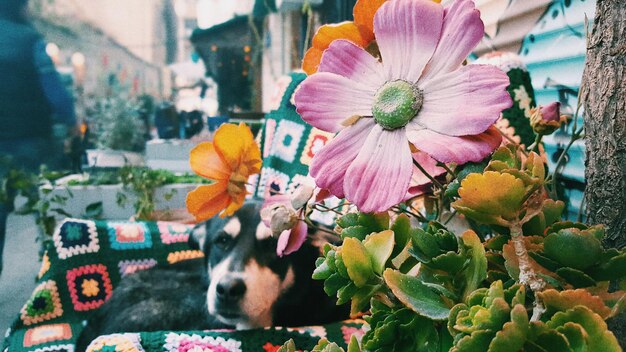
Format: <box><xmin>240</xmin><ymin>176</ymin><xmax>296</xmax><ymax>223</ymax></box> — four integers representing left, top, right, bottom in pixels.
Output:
<box><xmin>510</xmin><ymin>222</ymin><xmax>546</xmax><ymax>321</ymax></box>
<box><xmin>549</xmin><ymin>126</ymin><xmax>584</xmax><ymax>200</ymax></box>
<box><xmin>527</xmin><ymin>134</ymin><xmax>543</xmax><ymax>154</ymax></box>
<box><xmin>413</xmin><ymin>159</ymin><xmax>443</xmax><ymax>189</ymax></box>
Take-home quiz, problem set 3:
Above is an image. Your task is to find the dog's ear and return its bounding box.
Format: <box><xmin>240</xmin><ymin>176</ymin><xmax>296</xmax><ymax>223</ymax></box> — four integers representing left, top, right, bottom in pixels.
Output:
<box><xmin>189</xmin><ymin>221</ymin><xmax>208</xmax><ymax>251</ymax></box>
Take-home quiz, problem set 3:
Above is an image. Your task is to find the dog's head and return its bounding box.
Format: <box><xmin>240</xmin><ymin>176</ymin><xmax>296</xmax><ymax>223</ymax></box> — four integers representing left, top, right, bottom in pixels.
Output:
<box><xmin>190</xmin><ymin>201</ymin><xmax>321</xmax><ymax>329</ymax></box>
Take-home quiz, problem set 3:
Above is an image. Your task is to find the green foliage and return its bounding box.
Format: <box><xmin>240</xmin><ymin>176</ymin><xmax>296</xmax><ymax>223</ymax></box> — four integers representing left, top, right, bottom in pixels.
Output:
<box><xmin>90</xmin><ymin>93</ymin><xmax>147</xmax><ymax>152</ymax></box>
<box><xmin>361</xmin><ymin>300</ymin><xmax>451</xmax><ymax>352</ymax></box>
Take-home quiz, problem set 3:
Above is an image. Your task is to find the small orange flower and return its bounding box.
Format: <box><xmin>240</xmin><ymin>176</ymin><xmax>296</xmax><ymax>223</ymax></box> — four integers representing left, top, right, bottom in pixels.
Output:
<box><xmin>302</xmin><ymin>0</ymin><xmax>440</xmax><ymax>75</ymax></box>
<box><xmin>186</xmin><ymin>123</ymin><xmax>262</xmax><ymax>221</ymax></box>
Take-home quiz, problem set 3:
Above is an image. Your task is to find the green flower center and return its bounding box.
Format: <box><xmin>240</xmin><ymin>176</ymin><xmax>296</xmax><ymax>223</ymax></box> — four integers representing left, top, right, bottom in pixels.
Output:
<box><xmin>372</xmin><ymin>80</ymin><xmax>423</xmax><ymax>130</ymax></box>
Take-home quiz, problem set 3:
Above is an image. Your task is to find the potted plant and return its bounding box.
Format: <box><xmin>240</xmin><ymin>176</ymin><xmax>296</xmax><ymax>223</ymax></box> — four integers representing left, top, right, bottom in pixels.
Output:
<box><xmin>86</xmin><ymin>90</ymin><xmax>149</xmax><ymax>167</ymax></box>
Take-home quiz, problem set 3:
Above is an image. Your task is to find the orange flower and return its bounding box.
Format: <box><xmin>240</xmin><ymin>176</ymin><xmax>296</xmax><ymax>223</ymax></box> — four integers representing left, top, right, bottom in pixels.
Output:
<box><xmin>186</xmin><ymin>123</ymin><xmax>262</xmax><ymax>221</ymax></box>
<box><xmin>302</xmin><ymin>0</ymin><xmax>441</xmax><ymax>75</ymax></box>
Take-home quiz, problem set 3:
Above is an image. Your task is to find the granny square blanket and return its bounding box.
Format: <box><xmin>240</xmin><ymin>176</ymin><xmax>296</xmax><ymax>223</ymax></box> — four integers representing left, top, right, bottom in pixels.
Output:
<box><xmin>2</xmin><ymin>218</ymin><xmax>364</xmax><ymax>351</ymax></box>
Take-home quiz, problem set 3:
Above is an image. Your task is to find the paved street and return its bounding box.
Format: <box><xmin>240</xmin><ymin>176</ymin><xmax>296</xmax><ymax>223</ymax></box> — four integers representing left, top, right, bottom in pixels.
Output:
<box><xmin>0</xmin><ymin>214</ymin><xmax>40</xmax><ymax>336</ymax></box>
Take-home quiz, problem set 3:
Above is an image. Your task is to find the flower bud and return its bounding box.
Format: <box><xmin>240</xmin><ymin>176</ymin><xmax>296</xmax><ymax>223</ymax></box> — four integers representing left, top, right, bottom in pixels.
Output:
<box><xmin>530</xmin><ymin>102</ymin><xmax>566</xmax><ymax>135</ymax></box>
<box><xmin>291</xmin><ymin>184</ymin><xmax>315</xmax><ymax>210</ymax></box>
<box><xmin>260</xmin><ymin>203</ymin><xmax>298</xmax><ymax>237</ymax></box>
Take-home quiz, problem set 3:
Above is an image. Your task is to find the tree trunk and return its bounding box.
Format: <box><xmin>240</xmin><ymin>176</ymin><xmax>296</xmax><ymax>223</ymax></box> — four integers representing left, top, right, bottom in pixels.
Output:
<box><xmin>583</xmin><ymin>0</ymin><xmax>626</xmax><ymax>346</ymax></box>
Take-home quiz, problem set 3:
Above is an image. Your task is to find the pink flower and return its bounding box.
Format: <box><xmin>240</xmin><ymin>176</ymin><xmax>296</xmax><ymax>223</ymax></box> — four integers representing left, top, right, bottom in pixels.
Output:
<box><xmin>531</xmin><ymin>101</ymin><xmax>566</xmax><ymax>135</ymax></box>
<box><xmin>261</xmin><ymin>195</ymin><xmax>308</xmax><ymax>257</ymax></box>
<box><xmin>294</xmin><ymin>0</ymin><xmax>511</xmax><ymax>212</ymax></box>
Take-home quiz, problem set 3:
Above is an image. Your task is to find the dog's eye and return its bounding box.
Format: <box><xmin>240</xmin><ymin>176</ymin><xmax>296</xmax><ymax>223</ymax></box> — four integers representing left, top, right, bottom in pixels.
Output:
<box><xmin>213</xmin><ymin>233</ymin><xmax>232</xmax><ymax>249</ymax></box>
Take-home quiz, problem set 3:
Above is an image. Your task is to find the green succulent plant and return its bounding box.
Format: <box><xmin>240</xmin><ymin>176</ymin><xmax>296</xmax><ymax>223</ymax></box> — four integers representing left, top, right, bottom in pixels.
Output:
<box><xmin>449</xmin><ymin>281</ymin><xmax>621</xmax><ymax>352</ymax></box>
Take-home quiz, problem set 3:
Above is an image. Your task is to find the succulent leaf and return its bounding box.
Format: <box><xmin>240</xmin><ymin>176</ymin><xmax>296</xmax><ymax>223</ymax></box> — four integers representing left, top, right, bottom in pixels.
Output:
<box><xmin>384</xmin><ymin>269</ymin><xmax>450</xmax><ymax>321</ymax></box>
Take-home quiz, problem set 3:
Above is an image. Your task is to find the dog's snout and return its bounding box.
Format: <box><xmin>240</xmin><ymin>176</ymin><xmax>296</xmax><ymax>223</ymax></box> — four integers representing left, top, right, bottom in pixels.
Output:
<box><xmin>216</xmin><ymin>278</ymin><xmax>246</xmax><ymax>301</ymax></box>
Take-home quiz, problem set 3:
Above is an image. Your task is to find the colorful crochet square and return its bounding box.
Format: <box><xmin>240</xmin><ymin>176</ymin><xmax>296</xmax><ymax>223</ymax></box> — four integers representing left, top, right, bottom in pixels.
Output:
<box><xmin>262</xmin><ymin>119</ymin><xmax>277</xmax><ymax>158</ymax></box>
<box><xmin>53</xmin><ymin>219</ymin><xmax>99</xmax><ymax>260</ymax></box>
<box><xmin>29</xmin><ymin>345</ymin><xmax>74</xmax><ymax>352</ymax></box>
<box><xmin>20</xmin><ymin>281</ymin><xmax>63</xmax><ymax>326</ymax></box>
<box><xmin>86</xmin><ymin>333</ymin><xmax>143</xmax><ymax>352</ymax></box>
<box><xmin>256</xmin><ymin>168</ymin><xmax>290</xmax><ymax>199</ymax></box>
<box><xmin>66</xmin><ymin>264</ymin><xmax>113</xmax><ymax>311</ymax></box>
<box><xmin>106</xmin><ymin>222</ymin><xmax>152</xmax><ymax>250</ymax></box>
<box><xmin>23</xmin><ymin>324</ymin><xmax>73</xmax><ymax>347</ymax></box>
<box><xmin>118</xmin><ymin>259</ymin><xmax>158</xmax><ymax>277</ymax></box>
<box><xmin>166</xmin><ymin>250</ymin><xmax>204</xmax><ymax>265</ymax></box>
<box><xmin>271</xmin><ymin>119</ymin><xmax>305</xmax><ymax>163</ymax></box>
<box><xmin>299</xmin><ymin>128</ymin><xmax>335</xmax><ymax>166</ymax></box>
<box><xmin>157</xmin><ymin>222</ymin><xmax>193</xmax><ymax>244</ymax></box>
<box><xmin>164</xmin><ymin>333</ymin><xmax>242</xmax><ymax>352</ymax></box>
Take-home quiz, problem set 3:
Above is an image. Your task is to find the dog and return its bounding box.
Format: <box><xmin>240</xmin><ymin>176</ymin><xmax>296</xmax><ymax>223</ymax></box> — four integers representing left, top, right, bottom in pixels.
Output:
<box><xmin>76</xmin><ymin>201</ymin><xmax>348</xmax><ymax>351</ymax></box>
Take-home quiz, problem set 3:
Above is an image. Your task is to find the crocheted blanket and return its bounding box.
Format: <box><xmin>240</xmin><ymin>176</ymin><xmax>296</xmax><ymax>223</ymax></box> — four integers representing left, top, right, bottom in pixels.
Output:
<box><xmin>86</xmin><ymin>320</ymin><xmax>365</xmax><ymax>352</ymax></box>
<box><xmin>2</xmin><ymin>218</ymin><xmax>363</xmax><ymax>351</ymax></box>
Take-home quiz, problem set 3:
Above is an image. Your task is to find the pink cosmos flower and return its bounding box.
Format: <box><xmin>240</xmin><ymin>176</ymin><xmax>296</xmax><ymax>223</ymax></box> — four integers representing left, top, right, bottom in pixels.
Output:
<box><xmin>294</xmin><ymin>0</ymin><xmax>512</xmax><ymax>213</ymax></box>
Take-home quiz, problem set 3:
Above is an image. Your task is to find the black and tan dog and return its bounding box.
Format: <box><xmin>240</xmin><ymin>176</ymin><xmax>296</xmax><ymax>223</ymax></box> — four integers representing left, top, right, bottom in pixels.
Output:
<box><xmin>77</xmin><ymin>202</ymin><xmax>347</xmax><ymax>351</ymax></box>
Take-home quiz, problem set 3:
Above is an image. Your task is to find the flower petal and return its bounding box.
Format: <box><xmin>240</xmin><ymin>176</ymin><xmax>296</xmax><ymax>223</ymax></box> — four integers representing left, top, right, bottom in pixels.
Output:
<box><xmin>421</xmin><ymin>0</ymin><xmax>484</xmax><ymax>80</ymax></box>
<box><xmin>189</xmin><ymin>142</ymin><xmax>231</xmax><ymax>181</ymax></box>
<box><xmin>310</xmin><ymin>118</ymin><xmax>374</xmax><ymax>198</ymax></box>
<box><xmin>222</xmin><ymin>191</ymin><xmax>246</xmax><ymax>218</ymax></box>
<box><xmin>302</xmin><ymin>47</ymin><xmax>324</xmax><ymax>76</ymax></box>
<box><xmin>411</xmin><ymin>151</ymin><xmax>446</xmax><ymax>186</ymax></box>
<box><xmin>318</xmin><ymin>40</ymin><xmax>386</xmax><ymax>92</ymax></box>
<box><xmin>407</xmin><ymin>126</ymin><xmax>502</xmax><ymax>164</ymax></box>
<box><xmin>213</xmin><ymin>123</ymin><xmax>260</xmax><ymax>171</ymax></box>
<box><xmin>295</xmin><ymin>72</ymin><xmax>376</xmax><ymax>133</ymax></box>
<box><xmin>303</xmin><ymin>22</ymin><xmax>369</xmax><ymax>75</ymax></box>
<box><xmin>344</xmin><ymin>124</ymin><xmax>413</xmax><ymax>213</ymax></box>
<box><xmin>277</xmin><ymin>219</ymin><xmax>308</xmax><ymax>257</ymax></box>
<box><xmin>186</xmin><ymin>182</ymin><xmax>230</xmax><ymax>222</ymax></box>
<box><xmin>414</xmin><ymin>64</ymin><xmax>512</xmax><ymax>136</ymax></box>
<box><xmin>353</xmin><ymin>0</ymin><xmax>387</xmax><ymax>42</ymax></box>
<box><xmin>374</xmin><ymin>0</ymin><xmax>443</xmax><ymax>81</ymax></box>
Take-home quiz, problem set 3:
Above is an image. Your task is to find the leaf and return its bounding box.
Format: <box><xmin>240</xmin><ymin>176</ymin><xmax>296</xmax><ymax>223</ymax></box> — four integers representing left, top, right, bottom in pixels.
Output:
<box><xmin>390</xmin><ymin>214</ymin><xmax>411</xmax><ymax>258</ymax></box>
<box><xmin>531</xmin><ymin>330</ymin><xmax>572</xmax><ymax>352</ymax></box>
<box><xmin>461</xmin><ymin>230</ymin><xmax>488</xmax><ymax>301</ymax></box>
<box><xmin>277</xmin><ymin>339</ymin><xmax>297</xmax><ymax>352</ymax></box>
<box><xmin>410</xmin><ymin>228</ymin><xmax>441</xmax><ymax>258</ymax></box>
<box><xmin>350</xmin><ymin>284</ymin><xmax>380</xmax><ymax>316</ymax></box>
<box><xmin>342</xmin><ymin>238</ymin><xmax>374</xmax><ymax>287</ymax></box>
<box><xmin>84</xmin><ymin>201</ymin><xmax>103</xmax><ymax>219</ymax></box>
<box><xmin>313</xmin><ymin>259</ymin><xmax>333</xmax><ymax>280</ymax></box>
<box><xmin>547</xmin><ymin>306</ymin><xmax>621</xmax><ymax>351</ymax></box>
<box><xmin>451</xmin><ymin>330</ymin><xmax>494</xmax><ymax>352</ymax></box>
<box><xmin>364</xmin><ymin>230</ymin><xmax>395</xmax><ymax>274</ymax></box>
<box><xmin>337</xmin><ymin>282</ymin><xmax>359</xmax><ymax>305</ymax></box>
<box><xmin>556</xmin><ymin>267</ymin><xmax>597</xmax><ymax>288</ymax></box>
<box><xmin>324</xmin><ymin>273</ymin><xmax>346</xmax><ymax>296</ymax></box>
<box><xmin>383</xmin><ymin>269</ymin><xmax>450</xmax><ymax>320</ymax></box>
<box><xmin>540</xmin><ymin>289</ymin><xmax>612</xmax><ymax>319</ymax></box>
<box><xmin>347</xmin><ymin>335</ymin><xmax>361</xmax><ymax>352</ymax></box>
<box><xmin>357</xmin><ymin>212</ymin><xmax>389</xmax><ymax>233</ymax></box>
<box><xmin>341</xmin><ymin>225</ymin><xmax>371</xmax><ymax>241</ymax></box>
<box><xmin>452</xmin><ymin>171</ymin><xmax>530</xmax><ymax>225</ymax></box>
<box><xmin>488</xmin><ymin>304</ymin><xmax>529</xmax><ymax>352</ymax></box>
<box><xmin>544</xmin><ymin>229</ymin><xmax>603</xmax><ymax>270</ymax></box>
<box><xmin>337</xmin><ymin>213</ymin><xmax>360</xmax><ymax>228</ymax></box>
<box><xmin>588</xmin><ymin>252</ymin><xmax>626</xmax><ymax>281</ymax></box>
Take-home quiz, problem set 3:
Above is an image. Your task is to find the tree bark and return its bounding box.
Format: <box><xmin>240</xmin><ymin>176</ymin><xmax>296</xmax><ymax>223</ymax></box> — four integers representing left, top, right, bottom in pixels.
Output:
<box><xmin>583</xmin><ymin>0</ymin><xmax>626</xmax><ymax>346</ymax></box>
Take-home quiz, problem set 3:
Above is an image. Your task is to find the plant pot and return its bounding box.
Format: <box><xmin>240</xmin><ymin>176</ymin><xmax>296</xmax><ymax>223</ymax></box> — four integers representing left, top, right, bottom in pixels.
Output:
<box><xmin>145</xmin><ymin>140</ymin><xmax>196</xmax><ymax>173</ymax></box>
<box><xmin>40</xmin><ymin>183</ymin><xmax>199</xmax><ymax>221</ymax></box>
